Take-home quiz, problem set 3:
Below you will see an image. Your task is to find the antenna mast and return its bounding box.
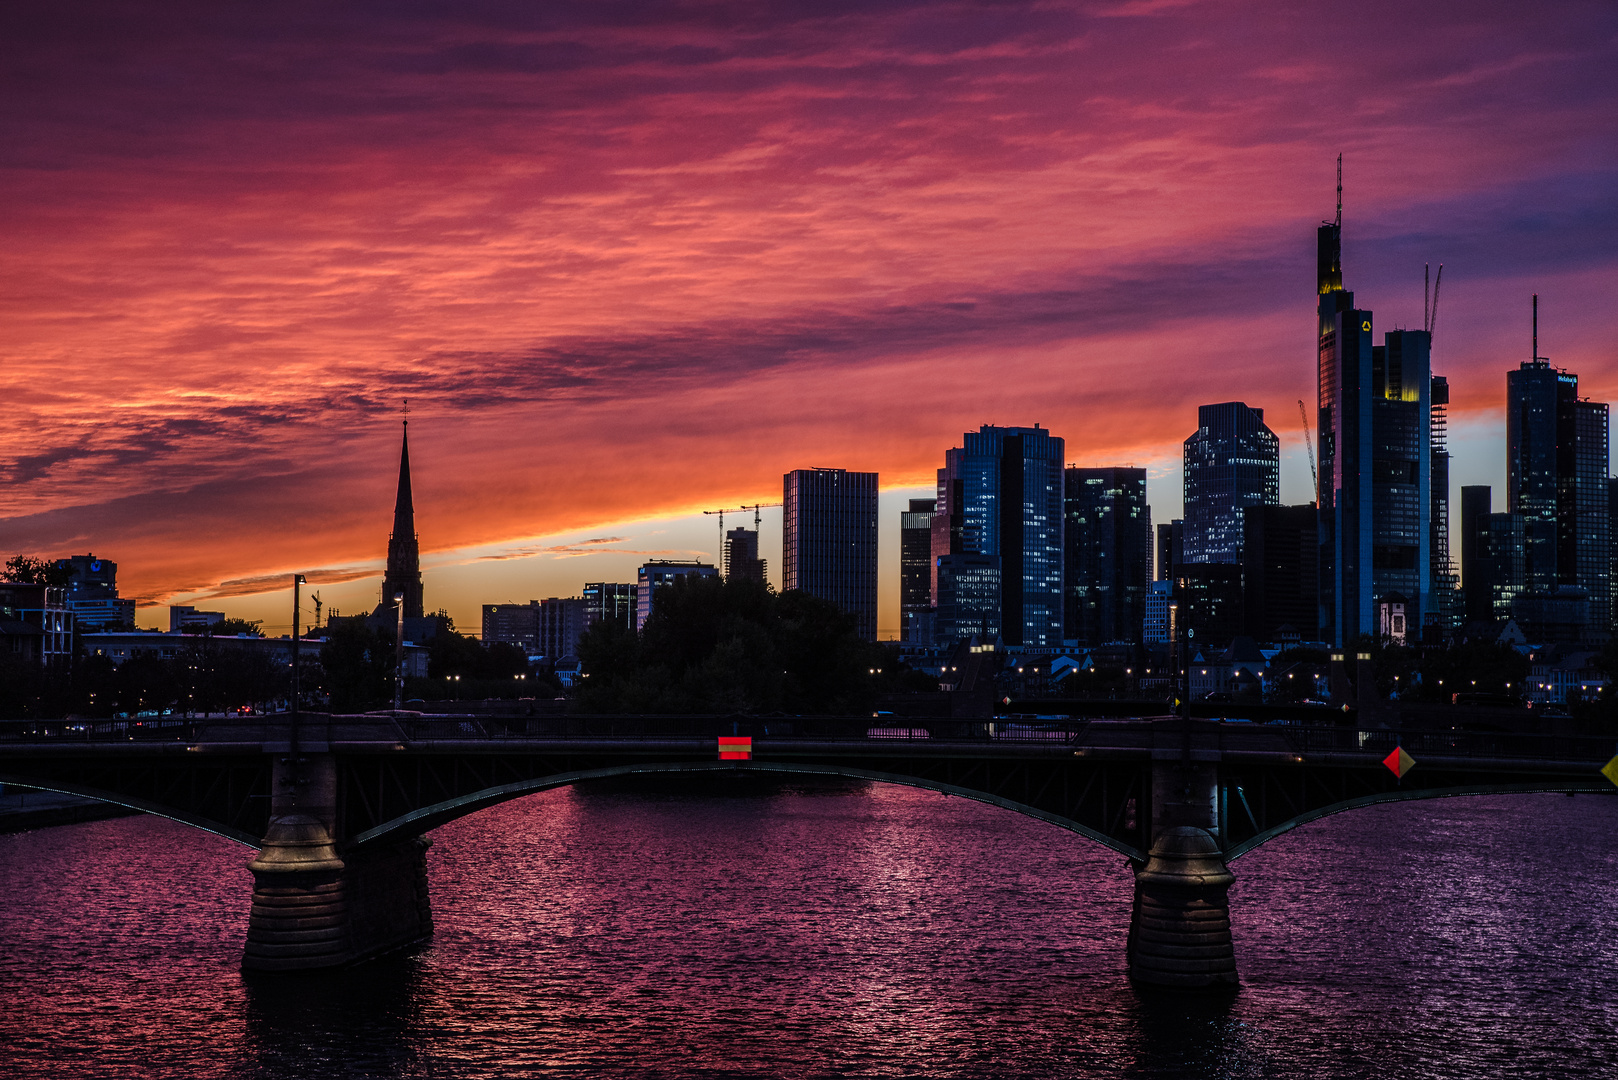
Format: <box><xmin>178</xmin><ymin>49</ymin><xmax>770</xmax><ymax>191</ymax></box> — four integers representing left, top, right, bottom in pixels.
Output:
<box><xmin>1532</xmin><ymin>294</ymin><xmax>1540</xmax><ymax>360</ymax></box>
<box><xmin>1335</xmin><ymin>153</ymin><xmax>1342</xmax><ymax>227</ymax></box>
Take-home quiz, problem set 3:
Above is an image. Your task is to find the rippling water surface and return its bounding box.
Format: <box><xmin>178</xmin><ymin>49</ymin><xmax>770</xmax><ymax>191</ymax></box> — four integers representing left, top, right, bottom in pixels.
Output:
<box><xmin>1</xmin><ymin>777</ymin><xmax>1615</xmax><ymax>1079</ymax></box>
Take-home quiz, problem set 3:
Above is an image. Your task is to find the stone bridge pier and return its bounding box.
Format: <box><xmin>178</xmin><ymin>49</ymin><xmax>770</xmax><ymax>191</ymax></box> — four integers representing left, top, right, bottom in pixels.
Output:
<box><xmin>1126</xmin><ymin>718</ymin><xmax>1238</xmax><ymax>990</ymax></box>
<box><xmin>243</xmin><ymin>749</ymin><xmax>432</xmax><ymax>972</ymax></box>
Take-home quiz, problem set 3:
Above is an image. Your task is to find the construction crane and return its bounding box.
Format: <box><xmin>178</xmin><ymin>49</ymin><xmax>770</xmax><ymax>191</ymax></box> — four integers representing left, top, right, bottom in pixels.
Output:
<box><xmin>702</xmin><ymin>503</ymin><xmax>783</xmax><ymax>557</ymax></box>
<box><xmin>1424</xmin><ymin>262</ymin><xmax>1443</xmax><ymax>344</ymax></box>
<box><xmin>1298</xmin><ymin>400</ymin><xmax>1320</xmax><ymax>505</ymax></box>
<box><xmin>309</xmin><ymin>591</ymin><xmax>322</xmax><ymax>632</ymax></box>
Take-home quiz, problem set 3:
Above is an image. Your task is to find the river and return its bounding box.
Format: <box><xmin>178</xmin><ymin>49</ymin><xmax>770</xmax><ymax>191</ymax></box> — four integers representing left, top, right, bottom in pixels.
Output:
<box><xmin>1</xmin><ymin>776</ymin><xmax>1614</xmax><ymax>1078</ymax></box>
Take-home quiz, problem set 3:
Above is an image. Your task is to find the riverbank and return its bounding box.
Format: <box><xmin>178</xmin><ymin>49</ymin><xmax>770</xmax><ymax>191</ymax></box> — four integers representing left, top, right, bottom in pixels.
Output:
<box><xmin>0</xmin><ymin>787</ymin><xmax>137</xmax><ymax>833</ymax></box>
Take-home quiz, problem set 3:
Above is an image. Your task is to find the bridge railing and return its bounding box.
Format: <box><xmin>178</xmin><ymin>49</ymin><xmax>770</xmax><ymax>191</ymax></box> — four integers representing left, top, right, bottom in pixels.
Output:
<box><xmin>1280</xmin><ymin>725</ymin><xmax>1615</xmax><ymax>763</ymax></box>
<box><xmin>0</xmin><ymin>717</ymin><xmax>209</xmax><ymax>742</ymax></box>
<box><xmin>390</xmin><ymin>715</ymin><xmax>1095</xmax><ymax>743</ymax></box>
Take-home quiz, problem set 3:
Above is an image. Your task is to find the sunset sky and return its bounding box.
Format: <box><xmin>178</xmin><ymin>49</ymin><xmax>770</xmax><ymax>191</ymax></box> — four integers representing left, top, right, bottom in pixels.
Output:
<box><xmin>2</xmin><ymin>1</ymin><xmax>1614</xmax><ymax>638</ymax></box>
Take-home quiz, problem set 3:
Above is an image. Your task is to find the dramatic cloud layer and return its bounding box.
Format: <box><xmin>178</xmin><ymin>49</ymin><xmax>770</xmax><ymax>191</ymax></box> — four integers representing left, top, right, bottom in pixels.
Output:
<box><xmin>1</xmin><ymin>1</ymin><xmax>1614</xmax><ymax>629</ymax></box>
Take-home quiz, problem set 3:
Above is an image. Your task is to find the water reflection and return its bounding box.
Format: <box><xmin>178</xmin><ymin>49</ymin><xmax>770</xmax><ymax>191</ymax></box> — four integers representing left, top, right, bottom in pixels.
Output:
<box><xmin>241</xmin><ymin>956</ymin><xmax>428</xmax><ymax>1079</ymax></box>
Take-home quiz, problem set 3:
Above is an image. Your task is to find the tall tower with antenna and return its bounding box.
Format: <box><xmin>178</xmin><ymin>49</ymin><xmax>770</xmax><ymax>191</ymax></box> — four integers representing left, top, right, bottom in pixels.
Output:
<box><xmin>1315</xmin><ymin>157</ymin><xmax>1432</xmax><ymax>645</ymax></box>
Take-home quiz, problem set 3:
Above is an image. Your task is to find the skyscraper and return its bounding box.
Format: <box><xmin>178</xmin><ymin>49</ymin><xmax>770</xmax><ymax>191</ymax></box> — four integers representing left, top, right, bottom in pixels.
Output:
<box><xmin>932</xmin><ymin>426</ymin><xmax>1065</xmax><ymax>649</ymax></box>
<box><xmin>1064</xmin><ymin>467</ymin><xmax>1150</xmax><ymax>645</ymax></box>
<box><xmin>1315</xmin><ymin>184</ymin><xmax>1431</xmax><ymax>645</ymax></box>
<box><xmin>900</xmin><ymin>498</ymin><xmax>936</xmax><ymax>641</ymax></box>
<box><xmin>1156</xmin><ymin>520</ymin><xmax>1183</xmax><ymax>581</ymax></box>
<box><xmin>1505</xmin><ymin>298</ymin><xmax>1611</xmax><ymax>629</ymax></box>
<box><xmin>724</xmin><ymin>527</ymin><xmax>766</xmax><ymax>582</ymax></box>
<box><xmin>378</xmin><ymin>421</ymin><xmax>424</xmax><ymax>620</ymax></box>
<box><xmin>1182</xmin><ymin>402</ymin><xmax>1279</xmax><ymax>565</ymax></box>
<box><xmin>1460</xmin><ymin>485</ymin><xmax>1494</xmax><ymax>624</ymax></box>
<box><xmin>636</xmin><ymin>561</ymin><xmax>718</xmax><ymax>631</ymax></box>
<box><xmin>1428</xmin><ymin>376</ymin><xmax>1461</xmax><ymax>632</ymax></box>
<box><xmin>783</xmin><ymin>468</ymin><xmax>879</xmax><ymax>641</ymax></box>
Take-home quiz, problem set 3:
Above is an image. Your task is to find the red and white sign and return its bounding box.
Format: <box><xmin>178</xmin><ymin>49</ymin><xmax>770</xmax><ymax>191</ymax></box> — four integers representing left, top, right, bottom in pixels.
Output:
<box><xmin>718</xmin><ymin>736</ymin><xmax>752</xmax><ymax>761</ymax></box>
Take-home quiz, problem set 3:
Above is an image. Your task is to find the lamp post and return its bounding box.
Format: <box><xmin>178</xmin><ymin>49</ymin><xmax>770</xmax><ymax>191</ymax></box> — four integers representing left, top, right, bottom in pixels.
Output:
<box><xmin>393</xmin><ymin>593</ymin><xmax>406</xmax><ymax>711</ymax></box>
<box><xmin>291</xmin><ymin>573</ymin><xmax>306</xmax><ymax>752</ymax></box>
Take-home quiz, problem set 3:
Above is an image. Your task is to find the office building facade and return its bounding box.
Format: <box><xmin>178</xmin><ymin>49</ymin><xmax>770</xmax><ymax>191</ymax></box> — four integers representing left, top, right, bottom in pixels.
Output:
<box><xmin>53</xmin><ymin>553</ymin><xmax>136</xmax><ymax>630</ymax></box>
<box><xmin>1315</xmin><ymin>207</ymin><xmax>1431</xmax><ymax>645</ymax></box>
<box><xmin>1506</xmin><ymin>348</ymin><xmax>1610</xmax><ymax>631</ymax></box>
<box><xmin>900</xmin><ymin>498</ymin><xmax>936</xmax><ymax>641</ymax></box>
<box><xmin>783</xmin><ymin>468</ymin><xmax>879</xmax><ymax>641</ymax></box>
<box><xmin>1242</xmin><ymin>504</ymin><xmax>1319</xmax><ymax>643</ymax></box>
<box><xmin>1428</xmin><ymin>376</ymin><xmax>1461</xmax><ymax>632</ymax></box>
<box><xmin>1063</xmin><ymin>467</ymin><xmax>1150</xmax><ymax>645</ymax></box>
<box><xmin>1156</xmin><ymin>520</ymin><xmax>1183</xmax><ymax>581</ymax></box>
<box><xmin>636</xmin><ymin>561</ymin><xmax>719</xmax><ymax>632</ymax></box>
<box><xmin>724</xmin><ymin>528</ymin><xmax>767</xmax><ymax>583</ymax></box>
<box><xmin>1182</xmin><ymin>402</ymin><xmax>1279</xmax><ymax>565</ymax></box>
<box><xmin>932</xmin><ymin>426</ymin><xmax>1065</xmax><ymax>649</ymax></box>
<box><xmin>583</xmin><ymin>582</ymin><xmax>636</xmax><ymax>631</ymax></box>
<box><xmin>1460</xmin><ymin>486</ymin><xmax>1494</xmax><ymax>625</ymax></box>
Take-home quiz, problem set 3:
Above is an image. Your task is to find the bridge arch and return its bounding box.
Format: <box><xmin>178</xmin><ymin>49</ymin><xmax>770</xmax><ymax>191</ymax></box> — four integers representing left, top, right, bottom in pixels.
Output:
<box><xmin>1225</xmin><ymin>781</ymin><xmax>1615</xmax><ymax>860</ymax></box>
<box><xmin>0</xmin><ymin>775</ymin><xmax>260</xmax><ymax>847</ymax></box>
<box><xmin>348</xmin><ymin>759</ymin><xmax>1146</xmax><ymax>860</ymax></box>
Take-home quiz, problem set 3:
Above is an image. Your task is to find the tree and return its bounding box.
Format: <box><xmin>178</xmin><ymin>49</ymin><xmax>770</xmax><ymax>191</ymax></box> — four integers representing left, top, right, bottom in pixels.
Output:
<box><xmin>3</xmin><ymin>556</ymin><xmax>70</xmax><ymax>586</ymax></box>
<box><xmin>573</xmin><ymin>575</ymin><xmax>895</xmax><ymax>714</ymax></box>
<box><xmin>318</xmin><ymin>619</ymin><xmax>390</xmax><ymax>711</ymax></box>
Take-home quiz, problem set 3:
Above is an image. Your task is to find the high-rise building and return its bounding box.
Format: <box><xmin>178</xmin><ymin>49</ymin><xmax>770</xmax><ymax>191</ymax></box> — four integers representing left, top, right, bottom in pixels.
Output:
<box><xmin>1610</xmin><ymin>478</ymin><xmax>1618</xmax><ymax>632</ymax></box>
<box><xmin>900</xmin><ymin>498</ymin><xmax>936</xmax><ymax>641</ymax></box>
<box><xmin>52</xmin><ymin>553</ymin><xmax>136</xmax><ymax>629</ymax></box>
<box><xmin>782</xmin><ymin>468</ymin><xmax>878</xmax><ymax>640</ymax></box>
<box><xmin>724</xmin><ymin>527</ymin><xmax>767</xmax><ymax>583</ymax></box>
<box><xmin>936</xmin><ymin>553</ymin><xmax>1000</xmax><ymax>644</ymax></box>
<box><xmin>1063</xmin><ymin>467</ymin><xmax>1150</xmax><ymax>645</ymax></box>
<box><xmin>1460</xmin><ymin>486</ymin><xmax>1494</xmax><ymax>625</ymax></box>
<box><xmin>1482</xmin><ymin>512</ymin><xmax>1527</xmax><ymax>618</ymax></box>
<box><xmin>1173</xmin><ymin>564</ymin><xmax>1243</xmax><ymax>649</ymax></box>
<box><xmin>1242</xmin><ymin>504</ymin><xmax>1318</xmax><ymax>643</ymax></box>
<box><xmin>932</xmin><ymin>426</ymin><xmax>1065</xmax><ymax>649</ymax></box>
<box><xmin>1182</xmin><ymin>402</ymin><xmax>1279</xmax><ymax>565</ymax></box>
<box><xmin>636</xmin><ymin>561</ymin><xmax>718</xmax><ymax>631</ymax></box>
<box><xmin>1505</xmin><ymin>299</ymin><xmax>1611</xmax><ymax>629</ymax></box>
<box><xmin>377</xmin><ymin>421</ymin><xmax>424</xmax><ymax>620</ymax></box>
<box><xmin>482</xmin><ymin>603</ymin><xmax>540</xmax><ymax>654</ymax></box>
<box><xmin>1156</xmin><ymin>520</ymin><xmax>1183</xmax><ymax>581</ymax></box>
<box><xmin>1314</xmin><ymin>190</ymin><xmax>1431</xmax><ymax>645</ymax></box>
<box><xmin>1428</xmin><ymin>376</ymin><xmax>1461</xmax><ymax>632</ymax></box>
<box><xmin>583</xmin><ymin>582</ymin><xmax>636</xmax><ymax>630</ymax></box>
<box><xmin>1143</xmin><ymin>580</ymin><xmax>1174</xmax><ymax>645</ymax></box>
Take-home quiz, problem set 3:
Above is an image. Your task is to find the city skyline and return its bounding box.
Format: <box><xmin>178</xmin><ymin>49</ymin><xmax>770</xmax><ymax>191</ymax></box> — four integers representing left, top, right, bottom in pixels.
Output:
<box><xmin>1</xmin><ymin>3</ymin><xmax>1614</xmax><ymax>638</ymax></box>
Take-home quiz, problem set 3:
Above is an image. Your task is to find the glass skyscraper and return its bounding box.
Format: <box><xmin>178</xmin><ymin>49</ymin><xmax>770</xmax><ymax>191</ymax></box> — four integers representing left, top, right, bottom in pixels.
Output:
<box><xmin>932</xmin><ymin>425</ymin><xmax>1065</xmax><ymax>649</ymax></box>
<box><xmin>899</xmin><ymin>498</ymin><xmax>936</xmax><ymax>641</ymax></box>
<box><xmin>783</xmin><ymin>468</ymin><xmax>879</xmax><ymax>641</ymax></box>
<box><xmin>1315</xmin><ymin>207</ymin><xmax>1431</xmax><ymax>645</ymax></box>
<box><xmin>1182</xmin><ymin>402</ymin><xmax>1278</xmax><ymax>565</ymax></box>
<box><xmin>1063</xmin><ymin>467</ymin><xmax>1150</xmax><ymax>645</ymax></box>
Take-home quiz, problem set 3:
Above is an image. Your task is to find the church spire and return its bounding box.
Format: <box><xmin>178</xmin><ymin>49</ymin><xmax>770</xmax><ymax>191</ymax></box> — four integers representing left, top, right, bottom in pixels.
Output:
<box><xmin>379</xmin><ymin>415</ymin><xmax>424</xmax><ymax>620</ymax></box>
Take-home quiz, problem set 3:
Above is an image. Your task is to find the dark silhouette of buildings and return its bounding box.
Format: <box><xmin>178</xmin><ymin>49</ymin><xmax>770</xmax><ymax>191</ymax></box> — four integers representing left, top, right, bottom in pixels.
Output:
<box><xmin>635</xmin><ymin>561</ymin><xmax>718</xmax><ymax>631</ymax></box>
<box><xmin>1428</xmin><ymin>376</ymin><xmax>1461</xmax><ymax>632</ymax></box>
<box><xmin>783</xmin><ymin>468</ymin><xmax>878</xmax><ymax>641</ymax></box>
<box><xmin>1064</xmin><ymin>467</ymin><xmax>1150</xmax><ymax>645</ymax></box>
<box><xmin>1460</xmin><ymin>485</ymin><xmax>1494</xmax><ymax>624</ymax></box>
<box><xmin>1505</xmin><ymin>302</ymin><xmax>1610</xmax><ymax>634</ymax></box>
<box><xmin>1156</xmin><ymin>520</ymin><xmax>1182</xmax><ymax>581</ymax></box>
<box><xmin>583</xmin><ymin>582</ymin><xmax>635</xmax><ymax>630</ymax></box>
<box><xmin>1314</xmin><ymin>190</ymin><xmax>1431</xmax><ymax>645</ymax></box>
<box><xmin>931</xmin><ymin>426</ymin><xmax>1065</xmax><ymax>649</ymax></box>
<box><xmin>900</xmin><ymin>498</ymin><xmax>936</xmax><ymax>641</ymax></box>
<box><xmin>52</xmin><ymin>553</ymin><xmax>135</xmax><ymax>629</ymax></box>
<box><xmin>1242</xmin><ymin>504</ymin><xmax>1318</xmax><ymax>642</ymax></box>
<box><xmin>724</xmin><ymin>527</ymin><xmax>766</xmax><ymax>582</ymax></box>
<box><xmin>1182</xmin><ymin>402</ymin><xmax>1278</xmax><ymax>565</ymax></box>
<box><xmin>377</xmin><ymin>421</ymin><xmax>424</xmax><ymax>621</ymax></box>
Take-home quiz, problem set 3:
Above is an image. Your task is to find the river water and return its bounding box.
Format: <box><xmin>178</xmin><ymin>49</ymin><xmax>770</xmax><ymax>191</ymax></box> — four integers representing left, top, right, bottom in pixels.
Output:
<box><xmin>1</xmin><ymin>777</ymin><xmax>1614</xmax><ymax>1079</ymax></box>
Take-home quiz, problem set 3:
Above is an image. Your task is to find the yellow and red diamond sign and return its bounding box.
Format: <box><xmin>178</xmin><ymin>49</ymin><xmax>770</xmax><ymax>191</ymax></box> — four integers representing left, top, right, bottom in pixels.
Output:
<box><xmin>1601</xmin><ymin>755</ymin><xmax>1618</xmax><ymax>788</ymax></box>
<box><xmin>1383</xmin><ymin>746</ymin><xmax>1416</xmax><ymax>779</ymax></box>
<box><xmin>718</xmin><ymin>736</ymin><xmax>752</xmax><ymax>761</ymax></box>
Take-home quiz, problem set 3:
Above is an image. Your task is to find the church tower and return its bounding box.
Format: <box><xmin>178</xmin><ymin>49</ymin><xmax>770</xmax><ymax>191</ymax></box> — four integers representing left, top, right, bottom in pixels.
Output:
<box><xmin>379</xmin><ymin>420</ymin><xmax>424</xmax><ymax>619</ymax></box>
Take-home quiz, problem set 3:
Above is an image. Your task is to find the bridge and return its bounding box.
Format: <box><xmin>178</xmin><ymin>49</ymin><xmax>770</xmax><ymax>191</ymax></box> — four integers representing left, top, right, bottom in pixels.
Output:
<box><xmin>2</xmin><ymin>712</ymin><xmax>1613</xmax><ymax>990</ymax></box>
